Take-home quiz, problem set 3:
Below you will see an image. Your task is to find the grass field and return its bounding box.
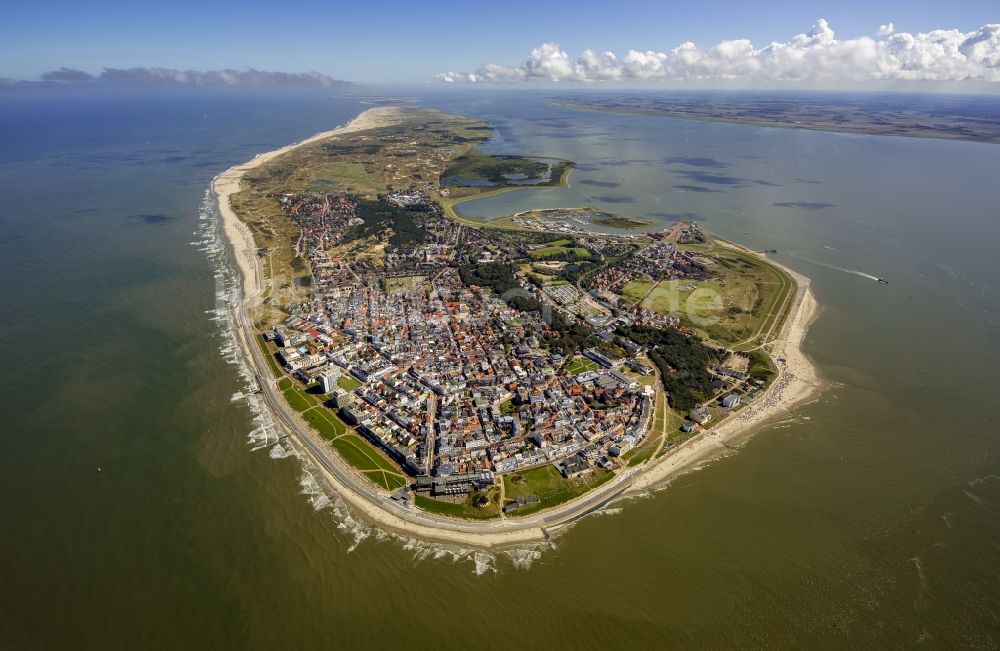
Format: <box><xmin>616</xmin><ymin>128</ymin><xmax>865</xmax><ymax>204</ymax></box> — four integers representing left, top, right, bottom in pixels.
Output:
<box><xmin>281</xmin><ymin>383</ymin><xmax>314</xmax><ymax>413</ymax></box>
<box><xmin>650</xmin><ymin>392</ymin><xmax>685</xmax><ymax>436</ymax></box>
<box><xmin>529</xmin><ymin>240</ymin><xmax>591</xmax><ymax>260</ymax></box>
<box><xmin>337</xmin><ymin>375</ymin><xmax>363</xmax><ymax>392</ymax></box>
<box><xmin>618</xmin><ymin>244</ymin><xmax>793</xmax><ymax>350</ymax></box>
<box><xmin>626</xmin><ymin>368</ymin><xmax>657</xmax><ymax>387</ymax></box>
<box><xmin>329</xmin><ymin>434</ymin><xmax>398</xmax><ymax>473</ymax></box>
<box><xmin>256</xmin><ymin>335</ymin><xmax>284</xmax><ymax>378</ymax></box>
<box><xmin>619</xmin><ymin>388</ymin><xmax>687</xmax><ymax>466</ymax></box>
<box><xmin>274</xmin><ymin>372</ymin><xmax>414</xmax><ymax>495</ymax></box>
<box><xmin>363</xmin><ymin>470</ymin><xmax>407</xmax><ymax>491</ymax></box>
<box><xmin>565</xmin><ymin>356</ymin><xmax>600</xmax><ymax>375</ymax></box>
<box><xmin>662</xmin><ymin>430</ymin><xmax>697</xmax><ymax>451</ymax></box>
<box><xmin>325</xmin><ymin>433</ymin><xmax>408</xmax><ymax>492</ymax></box>
<box><xmin>278</xmin><ymin>378</ymin><xmax>408</xmax><ymax>491</ymax></box>
<box><xmin>503</xmin><ymin>465</ymin><xmax>614</xmax><ymax>517</ymax></box>
<box><xmin>301</xmin><ymin>406</ymin><xmax>347</xmax><ymax>440</ymax></box>
<box><xmin>518</xmin><ymin>262</ymin><xmax>571</xmax><ymax>287</ymax></box>
<box><xmin>415</xmin><ymin>492</ymin><xmax>501</xmax><ymax>520</ymax></box>
<box><xmin>626</xmin><ymin>447</ymin><xmax>657</xmax><ymax>467</ymax></box>
<box><xmin>290</xmin><ymin>398</ymin><xmax>407</xmax><ymax>492</ymax></box>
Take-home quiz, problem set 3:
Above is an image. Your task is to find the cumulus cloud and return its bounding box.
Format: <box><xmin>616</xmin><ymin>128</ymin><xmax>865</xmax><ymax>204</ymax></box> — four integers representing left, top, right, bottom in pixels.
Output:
<box><xmin>437</xmin><ymin>20</ymin><xmax>1000</xmax><ymax>84</ymax></box>
<box><xmin>34</xmin><ymin>67</ymin><xmax>349</xmax><ymax>88</ymax></box>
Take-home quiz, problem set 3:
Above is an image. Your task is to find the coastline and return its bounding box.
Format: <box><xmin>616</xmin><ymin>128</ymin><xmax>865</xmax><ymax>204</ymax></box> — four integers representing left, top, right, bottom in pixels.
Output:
<box><xmin>214</xmin><ymin>106</ymin><xmax>822</xmax><ymax>549</ymax></box>
<box><xmin>214</xmin><ymin>107</ymin><xmax>550</xmax><ymax>548</ymax></box>
<box><xmin>213</xmin><ymin>107</ymin><xmax>402</xmax><ymax>298</ymax></box>
<box><xmin>630</xmin><ymin>258</ymin><xmax>819</xmax><ymax>493</ymax></box>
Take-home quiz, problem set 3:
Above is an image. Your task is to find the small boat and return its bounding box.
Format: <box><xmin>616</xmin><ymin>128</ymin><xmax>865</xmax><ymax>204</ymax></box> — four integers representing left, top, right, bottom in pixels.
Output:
<box><xmin>877</xmin><ymin>278</ymin><xmax>889</xmax><ymax>284</ymax></box>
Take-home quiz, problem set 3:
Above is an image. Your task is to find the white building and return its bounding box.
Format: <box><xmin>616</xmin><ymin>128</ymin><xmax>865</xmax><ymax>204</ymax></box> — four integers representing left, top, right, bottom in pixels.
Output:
<box><xmin>320</xmin><ymin>371</ymin><xmax>340</xmax><ymax>394</ymax></box>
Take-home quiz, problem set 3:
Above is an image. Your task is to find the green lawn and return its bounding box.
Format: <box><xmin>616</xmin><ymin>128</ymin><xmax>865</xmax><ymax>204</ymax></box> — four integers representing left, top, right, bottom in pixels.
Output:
<box><xmin>620</xmin><ymin>279</ymin><xmax>655</xmax><ymax>301</ymax></box>
<box><xmin>322</xmin><ymin>432</ymin><xmax>408</xmax><ymax>492</ymax></box>
<box><xmin>364</xmin><ymin>470</ymin><xmax>407</xmax><ymax>491</ymax></box>
<box><xmin>664</xmin><ymin>409</ymin><xmax>685</xmax><ymax>432</ymax></box>
<box><xmin>301</xmin><ymin>406</ymin><xmax>347</xmax><ymax>440</ymax></box>
<box><xmin>256</xmin><ymin>335</ymin><xmax>284</xmax><ymax>378</ymax></box>
<box><xmin>337</xmin><ymin>375</ymin><xmax>363</xmax><ymax>392</ymax></box>
<box><xmin>620</xmin><ymin>280</ymin><xmax>697</xmax><ymax>315</ymax></box>
<box><xmin>627</xmin><ymin>368</ymin><xmax>657</xmax><ymax>387</ymax></box>
<box><xmin>503</xmin><ymin>465</ymin><xmax>615</xmax><ymax>517</ymax></box>
<box><xmin>626</xmin><ymin>446</ymin><xmax>656</xmax><ymax>467</ymax></box>
<box><xmin>277</xmin><ymin>376</ymin><xmax>314</xmax><ymax>413</ymax></box>
<box><xmin>384</xmin><ymin>473</ymin><xmax>408</xmax><ymax>490</ymax></box>
<box><xmin>565</xmin><ymin>356</ymin><xmax>599</xmax><ymax>375</ymax></box>
<box><xmin>617</xmin><ymin>244</ymin><xmax>794</xmax><ymax>350</ymax></box>
<box><xmin>681</xmin><ymin>244</ymin><xmax>793</xmax><ymax>350</ymax></box>
<box><xmin>414</xmin><ymin>492</ymin><xmax>501</xmax><ymax>520</ymax></box>
<box><xmin>281</xmin><ymin>384</ymin><xmax>314</xmax><ymax>413</ymax></box>
<box><xmin>504</xmin><ymin>465</ymin><xmax>565</xmax><ymax>498</ymax></box>
<box><xmin>519</xmin><ymin>262</ymin><xmax>572</xmax><ymax>287</ymax></box>
<box><xmin>663</xmin><ymin>430</ymin><xmax>697</xmax><ymax>449</ymax></box>
<box><xmin>329</xmin><ymin>434</ymin><xmax>399</xmax><ymax>474</ymax></box>
<box><xmin>530</xmin><ymin>244</ymin><xmax>591</xmax><ymax>259</ymax></box>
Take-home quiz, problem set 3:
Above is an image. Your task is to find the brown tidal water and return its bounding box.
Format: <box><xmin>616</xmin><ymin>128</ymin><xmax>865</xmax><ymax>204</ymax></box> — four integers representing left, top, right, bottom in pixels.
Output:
<box><xmin>1</xmin><ymin>89</ymin><xmax>999</xmax><ymax>649</ymax></box>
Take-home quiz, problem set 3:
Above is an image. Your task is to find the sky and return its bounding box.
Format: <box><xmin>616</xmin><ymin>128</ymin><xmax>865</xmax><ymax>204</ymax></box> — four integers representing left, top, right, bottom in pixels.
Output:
<box><xmin>1</xmin><ymin>0</ymin><xmax>997</xmax><ymax>88</ymax></box>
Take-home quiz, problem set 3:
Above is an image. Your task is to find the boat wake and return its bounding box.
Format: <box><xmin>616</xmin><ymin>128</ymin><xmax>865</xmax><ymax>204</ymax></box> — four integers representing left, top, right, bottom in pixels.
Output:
<box><xmin>806</xmin><ymin>257</ymin><xmax>881</xmax><ymax>281</ymax></box>
<box><xmin>794</xmin><ymin>252</ymin><xmax>883</xmax><ymax>282</ymax></box>
<box><xmin>196</xmin><ymin>184</ymin><xmax>553</xmax><ymax>574</ymax></box>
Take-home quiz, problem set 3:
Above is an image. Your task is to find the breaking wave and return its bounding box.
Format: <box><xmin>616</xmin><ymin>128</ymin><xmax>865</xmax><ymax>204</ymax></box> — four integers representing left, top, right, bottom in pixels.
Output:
<box><xmin>299</xmin><ymin>469</ymin><xmax>332</xmax><ymax>511</ymax></box>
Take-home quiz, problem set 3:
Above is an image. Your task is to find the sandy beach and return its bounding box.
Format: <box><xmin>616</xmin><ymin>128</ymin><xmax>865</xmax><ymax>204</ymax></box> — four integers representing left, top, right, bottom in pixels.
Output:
<box><xmin>214</xmin><ymin>107</ymin><xmax>552</xmax><ymax>548</ymax></box>
<box><xmin>213</xmin><ymin>107</ymin><xmax>401</xmax><ymax>299</ymax></box>
<box><xmin>631</xmin><ymin>255</ymin><xmax>820</xmax><ymax>493</ymax></box>
<box><xmin>214</xmin><ymin>107</ymin><xmax>822</xmax><ymax>548</ymax></box>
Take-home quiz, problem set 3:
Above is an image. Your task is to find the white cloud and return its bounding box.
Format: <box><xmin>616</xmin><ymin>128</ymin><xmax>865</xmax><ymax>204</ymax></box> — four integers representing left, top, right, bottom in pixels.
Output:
<box><xmin>439</xmin><ymin>20</ymin><xmax>1000</xmax><ymax>84</ymax></box>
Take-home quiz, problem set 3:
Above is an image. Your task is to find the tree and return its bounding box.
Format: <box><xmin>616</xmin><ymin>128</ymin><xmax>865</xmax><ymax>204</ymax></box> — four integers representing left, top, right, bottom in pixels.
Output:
<box><xmin>617</xmin><ymin>324</ymin><xmax>721</xmax><ymax>412</ymax></box>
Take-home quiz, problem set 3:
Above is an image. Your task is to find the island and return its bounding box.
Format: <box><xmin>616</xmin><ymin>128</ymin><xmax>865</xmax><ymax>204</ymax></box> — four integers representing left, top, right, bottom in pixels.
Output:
<box><xmin>552</xmin><ymin>94</ymin><xmax>1000</xmax><ymax>144</ymax></box>
<box><xmin>214</xmin><ymin>107</ymin><xmax>818</xmax><ymax>547</ymax></box>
